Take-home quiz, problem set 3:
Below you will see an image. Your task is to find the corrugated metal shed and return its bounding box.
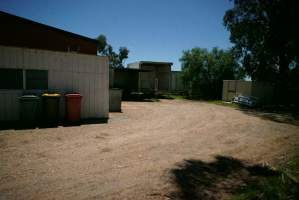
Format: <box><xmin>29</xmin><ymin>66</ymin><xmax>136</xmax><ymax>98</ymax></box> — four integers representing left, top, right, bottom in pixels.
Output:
<box><xmin>0</xmin><ymin>45</ymin><xmax>109</xmax><ymax>121</ymax></box>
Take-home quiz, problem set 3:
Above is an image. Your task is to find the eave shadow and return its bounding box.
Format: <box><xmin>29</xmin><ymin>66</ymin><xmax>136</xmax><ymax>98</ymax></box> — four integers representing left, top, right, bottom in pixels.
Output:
<box><xmin>0</xmin><ymin>118</ymin><xmax>108</xmax><ymax>131</ymax></box>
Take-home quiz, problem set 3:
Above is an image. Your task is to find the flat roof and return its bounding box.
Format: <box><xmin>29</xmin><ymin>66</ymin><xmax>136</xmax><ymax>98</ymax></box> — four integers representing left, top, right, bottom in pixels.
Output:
<box><xmin>129</xmin><ymin>61</ymin><xmax>173</xmax><ymax>66</ymax></box>
<box><xmin>113</xmin><ymin>68</ymin><xmax>151</xmax><ymax>72</ymax></box>
<box><xmin>0</xmin><ymin>11</ymin><xmax>98</xmax><ymax>44</ymax></box>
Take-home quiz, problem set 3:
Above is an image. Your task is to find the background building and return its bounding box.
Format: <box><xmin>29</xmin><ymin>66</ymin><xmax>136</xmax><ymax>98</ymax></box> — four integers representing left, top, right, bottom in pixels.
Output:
<box><xmin>127</xmin><ymin>61</ymin><xmax>172</xmax><ymax>92</ymax></box>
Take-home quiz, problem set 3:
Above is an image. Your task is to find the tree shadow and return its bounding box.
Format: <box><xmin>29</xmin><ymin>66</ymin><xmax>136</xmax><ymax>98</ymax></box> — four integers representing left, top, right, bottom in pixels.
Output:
<box><xmin>123</xmin><ymin>98</ymin><xmax>160</xmax><ymax>102</ymax></box>
<box><xmin>168</xmin><ymin>155</ymin><xmax>281</xmax><ymax>200</ymax></box>
<box><xmin>238</xmin><ymin>106</ymin><xmax>299</xmax><ymax>127</ymax></box>
<box><xmin>122</xmin><ymin>92</ymin><xmax>160</xmax><ymax>102</ymax></box>
<box><xmin>122</xmin><ymin>92</ymin><xmax>177</xmax><ymax>102</ymax></box>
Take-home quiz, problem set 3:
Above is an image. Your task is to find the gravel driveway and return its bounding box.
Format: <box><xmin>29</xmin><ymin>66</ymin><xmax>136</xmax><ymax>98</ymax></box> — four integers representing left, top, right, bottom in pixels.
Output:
<box><xmin>1</xmin><ymin>99</ymin><xmax>298</xmax><ymax>199</ymax></box>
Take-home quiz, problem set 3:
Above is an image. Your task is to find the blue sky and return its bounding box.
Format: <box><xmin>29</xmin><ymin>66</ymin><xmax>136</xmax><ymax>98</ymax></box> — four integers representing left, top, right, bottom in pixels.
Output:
<box><xmin>0</xmin><ymin>0</ymin><xmax>233</xmax><ymax>70</ymax></box>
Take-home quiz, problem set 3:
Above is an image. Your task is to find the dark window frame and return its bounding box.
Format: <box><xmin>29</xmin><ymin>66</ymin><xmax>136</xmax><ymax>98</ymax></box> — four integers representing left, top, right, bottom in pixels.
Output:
<box><xmin>0</xmin><ymin>68</ymin><xmax>23</xmax><ymax>89</ymax></box>
<box><xmin>25</xmin><ymin>69</ymin><xmax>48</xmax><ymax>90</ymax></box>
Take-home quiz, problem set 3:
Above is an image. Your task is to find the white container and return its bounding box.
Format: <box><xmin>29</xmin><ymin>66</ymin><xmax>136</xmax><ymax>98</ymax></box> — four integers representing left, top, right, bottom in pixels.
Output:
<box><xmin>109</xmin><ymin>88</ymin><xmax>122</xmax><ymax>112</ymax></box>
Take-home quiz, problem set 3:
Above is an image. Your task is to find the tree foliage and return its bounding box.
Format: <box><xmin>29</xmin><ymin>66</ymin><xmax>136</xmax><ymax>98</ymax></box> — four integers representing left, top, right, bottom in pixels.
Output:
<box><xmin>180</xmin><ymin>47</ymin><xmax>244</xmax><ymax>99</ymax></box>
<box><xmin>96</xmin><ymin>34</ymin><xmax>129</xmax><ymax>68</ymax></box>
<box><xmin>96</xmin><ymin>34</ymin><xmax>107</xmax><ymax>54</ymax></box>
<box><xmin>223</xmin><ymin>0</ymin><xmax>299</xmax><ymax>85</ymax></box>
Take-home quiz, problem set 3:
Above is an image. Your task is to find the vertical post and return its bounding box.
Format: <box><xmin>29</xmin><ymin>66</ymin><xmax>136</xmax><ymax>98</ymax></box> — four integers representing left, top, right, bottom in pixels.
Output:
<box><xmin>22</xmin><ymin>69</ymin><xmax>26</xmax><ymax>90</ymax></box>
<box><xmin>138</xmin><ymin>64</ymin><xmax>141</xmax><ymax>92</ymax></box>
<box><xmin>154</xmin><ymin>78</ymin><xmax>158</xmax><ymax>93</ymax></box>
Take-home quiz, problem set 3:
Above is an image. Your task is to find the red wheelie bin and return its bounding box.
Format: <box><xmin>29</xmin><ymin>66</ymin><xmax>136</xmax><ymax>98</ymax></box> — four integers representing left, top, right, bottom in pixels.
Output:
<box><xmin>65</xmin><ymin>93</ymin><xmax>82</xmax><ymax>121</ymax></box>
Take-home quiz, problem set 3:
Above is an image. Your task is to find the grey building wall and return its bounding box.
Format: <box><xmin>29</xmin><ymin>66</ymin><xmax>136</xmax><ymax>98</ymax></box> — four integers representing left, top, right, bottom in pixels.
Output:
<box><xmin>127</xmin><ymin>62</ymin><xmax>140</xmax><ymax>69</ymax></box>
<box><xmin>170</xmin><ymin>71</ymin><xmax>185</xmax><ymax>91</ymax></box>
<box><xmin>113</xmin><ymin>71</ymin><xmax>139</xmax><ymax>91</ymax></box>
<box><xmin>109</xmin><ymin>67</ymin><xmax>114</xmax><ymax>88</ymax></box>
<box><xmin>139</xmin><ymin>64</ymin><xmax>171</xmax><ymax>92</ymax></box>
<box><xmin>222</xmin><ymin>80</ymin><xmax>274</xmax><ymax>104</ymax></box>
<box><xmin>127</xmin><ymin>61</ymin><xmax>172</xmax><ymax>92</ymax></box>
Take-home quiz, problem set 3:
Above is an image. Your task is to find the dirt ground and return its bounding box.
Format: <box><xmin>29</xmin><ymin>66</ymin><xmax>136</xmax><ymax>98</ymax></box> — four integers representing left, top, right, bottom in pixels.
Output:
<box><xmin>0</xmin><ymin>99</ymin><xmax>298</xmax><ymax>200</ymax></box>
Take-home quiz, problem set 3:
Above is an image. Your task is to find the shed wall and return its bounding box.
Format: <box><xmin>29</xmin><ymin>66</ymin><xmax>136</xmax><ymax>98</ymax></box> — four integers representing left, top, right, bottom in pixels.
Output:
<box><xmin>170</xmin><ymin>71</ymin><xmax>185</xmax><ymax>91</ymax></box>
<box><xmin>127</xmin><ymin>62</ymin><xmax>140</xmax><ymax>69</ymax></box>
<box><xmin>109</xmin><ymin>68</ymin><xmax>114</xmax><ymax>88</ymax></box>
<box><xmin>156</xmin><ymin>65</ymin><xmax>171</xmax><ymax>91</ymax></box>
<box><xmin>222</xmin><ymin>80</ymin><xmax>274</xmax><ymax>103</ymax></box>
<box><xmin>0</xmin><ymin>45</ymin><xmax>109</xmax><ymax>121</ymax></box>
<box><xmin>139</xmin><ymin>64</ymin><xmax>171</xmax><ymax>91</ymax></box>
<box><xmin>139</xmin><ymin>65</ymin><xmax>155</xmax><ymax>91</ymax></box>
<box><xmin>113</xmin><ymin>71</ymin><xmax>139</xmax><ymax>90</ymax></box>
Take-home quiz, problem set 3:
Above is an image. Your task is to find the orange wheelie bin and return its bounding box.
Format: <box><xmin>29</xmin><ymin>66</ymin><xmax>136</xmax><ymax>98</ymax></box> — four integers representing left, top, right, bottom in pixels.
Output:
<box><xmin>65</xmin><ymin>93</ymin><xmax>82</xmax><ymax>121</ymax></box>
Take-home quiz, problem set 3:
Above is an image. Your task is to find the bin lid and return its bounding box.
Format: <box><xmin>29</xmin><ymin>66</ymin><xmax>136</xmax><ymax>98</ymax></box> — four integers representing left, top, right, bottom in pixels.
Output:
<box><xmin>42</xmin><ymin>93</ymin><xmax>61</xmax><ymax>97</ymax></box>
<box><xmin>65</xmin><ymin>93</ymin><xmax>82</xmax><ymax>98</ymax></box>
<box><xmin>19</xmin><ymin>95</ymin><xmax>40</xmax><ymax>100</ymax></box>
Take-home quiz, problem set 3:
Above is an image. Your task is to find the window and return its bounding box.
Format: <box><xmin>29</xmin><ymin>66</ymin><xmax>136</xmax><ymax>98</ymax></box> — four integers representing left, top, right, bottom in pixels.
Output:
<box><xmin>0</xmin><ymin>68</ymin><xmax>23</xmax><ymax>89</ymax></box>
<box><xmin>26</xmin><ymin>70</ymin><xmax>48</xmax><ymax>90</ymax></box>
<box><xmin>0</xmin><ymin>69</ymin><xmax>48</xmax><ymax>90</ymax></box>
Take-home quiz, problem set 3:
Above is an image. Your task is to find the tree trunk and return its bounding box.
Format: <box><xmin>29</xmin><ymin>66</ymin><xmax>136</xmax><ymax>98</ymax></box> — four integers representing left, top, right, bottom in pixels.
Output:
<box><xmin>275</xmin><ymin>55</ymin><xmax>290</xmax><ymax>104</ymax></box>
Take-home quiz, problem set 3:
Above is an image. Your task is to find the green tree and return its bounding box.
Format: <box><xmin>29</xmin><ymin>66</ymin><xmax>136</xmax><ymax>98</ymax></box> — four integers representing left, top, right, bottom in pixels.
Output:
<box><xmin>96</xmin><ymin>34</ymin><xmax>107</xmax><ymax>54</ymax></box>
<box><xmin>180</xmin><ymin>47</ymin><xmax>243</xmax><ymax>99</ymax></box>
<box><xmin>118</xmin><ymin>47</ymin><xmax>129</xmax><ymax>68</ymax></box>
<box><xmin>223</xmin><ymin>0</ymin><xmax>299</xmax><ymax>94</ymax></box>
<box><xmin>96</xmin><ymin>35</ymin><xmax>129</xmax><ymax>68</ymax></box>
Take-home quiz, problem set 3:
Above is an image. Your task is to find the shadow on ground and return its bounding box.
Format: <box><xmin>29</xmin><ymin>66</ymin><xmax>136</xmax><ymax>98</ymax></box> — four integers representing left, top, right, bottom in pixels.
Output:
<box><xmin>168</xmin><ymin>155</ymin><xmax>296</xmax><ymax>200</ymax></box>
<box><xmin>122</xmin><ymin>93</ymin><xmax>160</xmax><ymax>102</ymax></box>
<box><xmin>0</xmin><ymin>118</ymin><xmax>108</xmax><ymax>131</ymax></box>
<box><xmin>122</xmin><ymin>92</ymin><xmax>176</xmax><ymax>102</ymax></box>
<box><xmin>238</xmin><ymin>107</ymin><xmax>299</xmax><ymax>127</ymax></box>
<box><xmin>205</xmin><ymin>100</ymin><xmax>299</xmax><ymax>127</ymax></box>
